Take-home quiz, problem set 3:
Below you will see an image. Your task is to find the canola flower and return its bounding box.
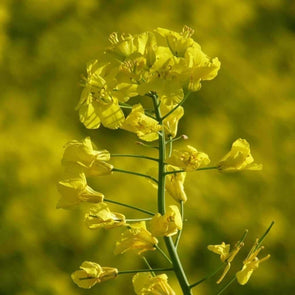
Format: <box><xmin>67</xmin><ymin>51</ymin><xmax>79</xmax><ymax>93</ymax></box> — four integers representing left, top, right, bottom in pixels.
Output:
<box><xmin>114</xmin><ymin>221</ymin><xmax>158</xmax><ymax>255</ymax></box>
<box><xmin>71</xmin><ymin>261</ymin><xmax>118</xmax><ymax>289</ymax></box>
<box><xmin>133</xmin><ymin>272</ymin><xmax>175</xmax><ymax>295</ymax></box>
<box><xmin>85</xmin><ymin>203</ymin><xmax>126</xmax><ymax>229</ymax></box>
<box><xmin>62</xmin><ymin>137</ymin><xmax>113</xmax><ymax>176</ymax></box>
<box><xmin>236</xmin><ymin>239</ymin><xmax>270</xmax><ymax>285</ymax></box>
<box><xmin>57</xmin><ymin>173</ymin><xmax>104</xmax><ymax>209</ymax></box>
<box><xmin>150</xmin><ymin>205</ymin><xmax>182</xmax><ymax>237</ymax></box>
<box><xmin>56</xmin><ymin>26</ymin><xmax>272</xmax><ymax>295</ymax></box>
<box><xmin>167</xmin><ymin>145</ymin><xmax>210</xmax><ymax>171</ymax></box>
<box><xmin>218</xmin><ymin>138</ymin><xmax>263</xmax><ymax>172</ymax></box>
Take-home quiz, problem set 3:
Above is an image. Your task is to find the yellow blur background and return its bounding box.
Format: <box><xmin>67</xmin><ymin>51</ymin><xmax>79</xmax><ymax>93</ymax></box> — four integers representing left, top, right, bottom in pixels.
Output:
<box><xmin>0</xmin><ymin>0</ymin><xmax>294</xmax><ymax>294</ymax></box>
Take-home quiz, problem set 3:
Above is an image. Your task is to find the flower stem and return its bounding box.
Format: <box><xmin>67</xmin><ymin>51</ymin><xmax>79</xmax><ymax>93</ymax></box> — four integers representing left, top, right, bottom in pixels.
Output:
<box><xmin>118</xmin><ymin>268</ymin><xmax>174</xmax><ymax>275</ymax></box>
<box><xmin>216</xmin><ymin>276</ymin><xmax>236</xmax><ymax>295</ymax></box>
<box><xmin>104</xmin><ymin>198</ymin><xmax>155</xmax><ymax>216</ymax></box>
<box><xmin>190</xmin><ymin>263</ymin><xmax>225</xmax><ymax>289</ymax></box>
<box><xmin>111</xmin><ymin>154</ymin><xmax>159</xmax><ymax>162</ymax></box>
<box><xmin>125</xmin><ymin>217</ymin><xmax>153</xmax><ymax>222</ymax></box>
<box><xmin>155</xmin><ymin>244</ymin><xmax>172</xmax><ymax>264</ymax></box>
<box><xmin>175</xmin><ymin>201</ymin><xmax>184</xmax><ymax>249</ymax></box>
<box><xmin>113</xmin><ymin>167</ymin><xmax>158</xmax><ymax>183</ymax></box>
<box><xmin>164</xmin><ymin>166</ymin><xmax>218</xmax><ymax>175</ymax></box>
<box><xmin>152</xmin><ymin>93</ymin><xmax>192</xmax><ymax>295</ymax></box>
<box><xmin>256</xmin><ymin>221</ymin><xmax>275</xmax><ymax>250</ymax></box>
<box><xmin>142</xmin><ymin>256</ymin><xmax>156</xmax><ymax>276</ymax></box>
<box><xmin>161</xmin><ymin>91</ymin><xmax>191</xmax><ymax>120</ymax></box>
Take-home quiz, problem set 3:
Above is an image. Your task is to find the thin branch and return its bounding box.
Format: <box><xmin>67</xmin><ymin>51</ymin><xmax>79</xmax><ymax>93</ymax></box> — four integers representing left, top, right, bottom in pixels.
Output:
<box><xmin>104</xmin><ymin>198</ymin><xmax>155</xmax><ymax>216</ymax></box>
<box><xmin>113</xmin><ymin>167</ymin><xmax>158</xmax><ymax>183</ymax></box>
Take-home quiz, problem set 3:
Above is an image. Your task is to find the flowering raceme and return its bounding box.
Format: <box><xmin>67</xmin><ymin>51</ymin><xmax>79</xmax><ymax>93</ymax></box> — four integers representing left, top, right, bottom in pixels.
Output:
<box><xmin>76</xmin><ymin>26</ymin><xmax>220</xmax><ymax>141</ymax></box>
<box><xmin>57</xmin><ymin>26</ymin><xmax>272</xmax><ymax>295</ymax></box>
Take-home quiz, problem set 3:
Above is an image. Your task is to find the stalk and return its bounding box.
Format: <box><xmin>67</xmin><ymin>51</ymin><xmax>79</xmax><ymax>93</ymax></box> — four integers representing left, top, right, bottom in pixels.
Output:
<box><xmin>152</xmin><ymin>93</ymin><xmax>192</xmax><ymax>295</ymax></box>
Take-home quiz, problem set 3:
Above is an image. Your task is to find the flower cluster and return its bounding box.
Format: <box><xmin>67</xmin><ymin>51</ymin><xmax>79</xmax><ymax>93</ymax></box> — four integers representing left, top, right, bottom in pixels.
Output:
<box><xmin>57</xmin><ymin>27</ymin><xmax>271</xmax><ymax>295</ymax></box>
<box><xmin>77</xmin><ymin>26</ymin><xmax>220</xmax><ymax>137</ymax></box>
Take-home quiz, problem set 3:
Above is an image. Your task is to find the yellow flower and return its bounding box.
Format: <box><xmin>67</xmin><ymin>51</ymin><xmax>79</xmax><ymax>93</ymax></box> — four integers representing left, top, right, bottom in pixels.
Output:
<box><xmin>56</xmin><ymin>173</ymin><xmax>104</xmax><ymax>209</ymax></box>
<box><xmin>71</xmin><ymin>261</ymin><xmax>118</xmax><ymax>289</ymax></box>
<box><xmin>208</xmin><ymin>241</ymin><xmax>243</xmax><ymax>284</ymax></box>
<box><xmin>62</xmin><ymin>137</ymin><xmax>113</xmax><ymax>176</ymax></box>
<box><xmin>85</xmin><ymin>203</ymin><xmax>126</xmax><ymax>229</ymax></box>
<box><xmin>77</xmin><ymin>60</ymin><xmax>125</xmax><ymax>129</ymax></box>
<box><xmin>165</xmin><ymin>165</ymin><xmax>187</xmax><ymax>203</ymax></box>
<box><xmin>236</xmin><ymin>239</ymin><xmax>270</xmax><ymax>285</ymax></box>
<box><xmin>154</xmin><ymin>26</ymin><xmax>220</xmax><ymax>92</ymax></box>
<box><xmin>218</xmin><ymin>138</ymin><xmax>263</xmax><ymax>172</ymax></box>
<box><xmin>160</xmin><ymin>98</ymin><xmax>184</xmax><ymax>138</ymax></box>
<box><xmin>208</xmin><ymin>242</ymin><xmax>230</xmax><ymax>262</ymax></box>
<box><xmin>154</xmin><ymin>26</ymin><xmax>195</xmax><ymax>58</ymax></box>
<box><xmin>132</xmin><ymin>272</ymin><xmax>175</xmax><ymax>295</ymax></box>
<box><xmin>121</xmin><ymin>104</ymin><xmax>161</xmax><ymax>142</ymax></box>
<box><xmin>150</xmin><ymin>205</ymin><xmax>182</xmax><ymax>237</ymax></box>
<box><xmin>167</xmin><ymin>145</ymin><xmax>210</xmax><ymax>171</ymax></box>
<box><xmin>187</xmin><ymin>56</ymin><xmax>221</xmax><ymax>92</ymax></box>
<box><xmin>114</xmin><ymin>221</ymin><xmax>158</xmax><ymax>255</ymax></box>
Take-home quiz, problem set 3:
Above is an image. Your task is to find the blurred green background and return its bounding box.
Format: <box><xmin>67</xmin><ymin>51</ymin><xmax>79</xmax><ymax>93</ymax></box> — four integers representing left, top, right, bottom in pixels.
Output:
<box><xmin>0</xmin><ymin>0</ymin><xmax>294</xmax><ymax>294</ymax></box>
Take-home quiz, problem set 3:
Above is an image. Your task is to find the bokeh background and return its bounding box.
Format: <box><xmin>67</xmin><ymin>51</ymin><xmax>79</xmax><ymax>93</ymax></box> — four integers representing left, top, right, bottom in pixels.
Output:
<box><xmin>1</xmin><ymin>0</ymin><xmax>294</xmax><ymax>294</ymax></box>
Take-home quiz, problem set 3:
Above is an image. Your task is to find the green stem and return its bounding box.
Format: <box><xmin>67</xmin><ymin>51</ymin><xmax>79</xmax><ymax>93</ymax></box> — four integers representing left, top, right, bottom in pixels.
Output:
<box><xmin>142</xmin><ymin>256</ymin><xmax>156</xmax><ymax>276</ymax></box>
<box><xmin>155</xmin><ymin>245</ymin><xmax>172</xmax><ymax>264</ymax></box>
<box><xmin>166</xmin><ymin>134</ymin><xmax>188</xmax><ymax>144</ymax></box>
<box><xmin>164</xmin><ymin>166</ymin><xmax>218</xmax><ymax>175</ymax></box>
<box><xmin>104</xmin><ymin>198</ymin><xmax>155</xmax><ymax>216</ymax></box>
<box><xmin>175</xmin><ymin>201</ymin><xmax>184</xmax><ymax>249</ymax></box>
<box><xmin>161</xmin><ymin>91</ymin><xmax>191</xmax><ymax>120</ymax></box>
<box><xmin>111</xmin><ymin>154</ymin><xmax>159</xmax><ymax>162</ymax></box>
<box><xmin>168</xmin><ymin>135</ymin><xmax>173</xmax><ymax>158</ymax></box>
<box><xmin>118</xmin><ymin>268</ymin><xmax>174</xmax><ymax>275</ymax></box>
<box><xmin>125</xmin><ymin>217</ymin><xmax>152</xmax><ymax>222</ymax></box>
<box><xmin>152</xmin><ymin>93</ymin><xmax>192</xmax><ymax>295</ymax></box>
<box><xmin>216</xmin><ymin>276</ymin><xmax>236</xmax><ymax>295</ymax></box>
<box><xmin>113</xmin><ymin>167</ymin><xmax>158</xmax><ymax>183</ymax></box>
<box><xmin>190</xmin><ymin>263</ymin><xmax>225</xmax><ymax>289</ymax></box>
<box><xmin>257</xmin><ymin>221</ymin><xmax>275</xmax><ymax>250</ymax></box>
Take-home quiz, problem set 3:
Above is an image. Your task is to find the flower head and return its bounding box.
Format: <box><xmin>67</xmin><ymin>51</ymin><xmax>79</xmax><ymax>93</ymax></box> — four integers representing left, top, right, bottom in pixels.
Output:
<box><xmin>56</xmin><ymin>173</ymin><xmax>104</xmax><ymax>209</ymax></box>
<box><xmin>85</xmin><ymin>203</ymin><xmax>126</xmax><ymax>229</ymax></box>
<box><xmin>62</xmin><ymin>137</ymin><xmax>113</xmax><ymax>176</ymax></box>
<box><xmin>167</xmin><ymin>145</ymin><xmax>210</xmax><ymax>171</ymax></box>
<box><xmin>121</xmin><ymin>104</ymin><xmax>161</xmax><ymax>142</ymax></box>
<box><xmin>71</xmin><ymin>261</ymin><xmax>118</xmax><ymax>289</ymax></box>
<box><xmin>132</xmin><ymin>272</ymin><xmax>175</xmax><ymax>295</ymax></box>
<box><xmin>114</xmin><ymin>221</ymin><xmax>158</xmax><ymax>255</ymax></box>
<box><xmin>165</xmin><ymin>165</ymin><xmax>187</xmax><ymax>203</ymax></box>
<box><xmin>218</xmin><ymin>138</ymin><xmax>263</xmax><ymax>172</ymax></box>
<box><xmin>150</xmin><ymin>205</ymin><xmax>182</xmax><ymax>237</ymax></box>
<box><xmin>236</xmin><ymin>239</ymin><xmax>270</xmax><ymax>285</ymax></box>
